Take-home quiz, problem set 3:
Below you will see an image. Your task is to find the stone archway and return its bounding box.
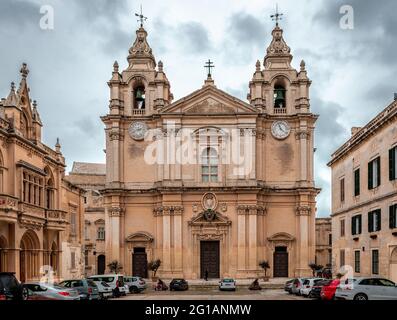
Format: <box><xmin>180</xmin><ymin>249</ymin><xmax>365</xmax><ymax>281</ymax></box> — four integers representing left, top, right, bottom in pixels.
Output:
<box><xmin>0</xmin><ymin>235</ymin><xmax>8</xmax><ymax>272</ymax></box>
<box><xmin>390</xmin><ymin>247</ymin><xmax>397</xmax><ymax>283</ymax></box>
<box><xmin>267</xmin><ymin>232</ymin><xmax>295</xmax><ymax>278</ymax></box>
<box><xmin>20</xmin><ymin>230</ymin><xmax>40</xmax><ymax>282</ymax></box>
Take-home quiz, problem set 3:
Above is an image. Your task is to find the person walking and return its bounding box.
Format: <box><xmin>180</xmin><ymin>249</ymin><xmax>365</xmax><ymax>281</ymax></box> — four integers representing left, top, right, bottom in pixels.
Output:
<box><xmin>204</xmin><ymin>270</ymin><xmax>209</xmax><ymax>281</ymax></box>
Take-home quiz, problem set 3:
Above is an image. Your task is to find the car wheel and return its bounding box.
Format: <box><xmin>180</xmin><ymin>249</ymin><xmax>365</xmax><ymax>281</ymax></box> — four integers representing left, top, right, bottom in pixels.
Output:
<box><xmin>22</xmin><ymin>286</ymin><xmax>29</xmax><ymax>301</ymax></box>
<box><xmin>354</xmin><ymin>293</ymin><xmax>368</xmax><ymax>301</ymax></box>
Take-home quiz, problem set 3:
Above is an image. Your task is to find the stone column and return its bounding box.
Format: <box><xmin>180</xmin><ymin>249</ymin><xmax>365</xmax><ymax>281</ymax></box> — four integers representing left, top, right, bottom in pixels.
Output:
<box><xmin>248</xmin><ymin>207</ymin><xmax>258</xmax><ymax>271</ymax></box>
<box><xmin>296</xmin><ymin>206</ymin><xmax>311</xmax><ymax>276</ymax></box>
<box><xmin>237</xmin><ymin>206</ymin><xmax>246</xmax><ymax>272</ymax></box>
<box><xmin>173</xmin><ymin>207</ymin><xmax>183</xmax><ymax>275</ymax></box>
<box><xmin>162</xmin><ymin>208</ymin><xmax>171</xmax><ymax>273</ymax></box>
<box><xmin>109</xmin><ymin>207</ymin><xmax>123</xmax><ymax>262</ymax></box>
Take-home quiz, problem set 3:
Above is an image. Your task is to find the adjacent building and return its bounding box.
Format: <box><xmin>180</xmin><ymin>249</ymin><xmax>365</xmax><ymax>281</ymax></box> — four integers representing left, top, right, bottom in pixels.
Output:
<box><xmin>0</xmin><ymin>64</ymin><xmax>85</xmax><ymax>282</ymax></box>
<box><xmin>101</xmin><ymin>22</ymin><xmax>319</xmax><ymax>279</ymax></box>
<box><xmin>315</xmin><ymin>217</ymin><xmax>332</xmax><ymax>268</ymax></box>
<box><xmin>328</xmin><ymin>100</ymin><xmax>397</xmax><ymax>282</ymax></box>
<box><xmin>65</xmin><ymin>162</ymin><xmax>106</xmax><ymax>277</ymax></box>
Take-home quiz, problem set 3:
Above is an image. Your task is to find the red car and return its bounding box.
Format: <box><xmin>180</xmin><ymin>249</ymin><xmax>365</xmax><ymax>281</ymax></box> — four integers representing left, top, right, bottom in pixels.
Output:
<box><xmin>320</xmin><ymin>279</ymin><xmax>340</xmax><ymax>300</ymax></box>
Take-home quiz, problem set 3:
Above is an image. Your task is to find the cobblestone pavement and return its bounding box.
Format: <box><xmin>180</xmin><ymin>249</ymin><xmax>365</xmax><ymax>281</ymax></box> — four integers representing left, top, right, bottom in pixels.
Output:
<box><xmin>114</xmin><ymin>289</ymin><xmax>308</xmax><ymax>300</ymax></box>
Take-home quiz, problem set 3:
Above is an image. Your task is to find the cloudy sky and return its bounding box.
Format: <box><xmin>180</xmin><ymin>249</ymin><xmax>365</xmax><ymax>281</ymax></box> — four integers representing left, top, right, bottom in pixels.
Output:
<box><xmin>0</xmin><ymin>0</ymin><xmax>396</xmax><ymax>217</ymax></box>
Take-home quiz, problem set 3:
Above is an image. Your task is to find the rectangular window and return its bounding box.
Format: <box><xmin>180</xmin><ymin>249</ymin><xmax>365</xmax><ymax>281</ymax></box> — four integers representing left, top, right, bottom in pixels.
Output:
<box><xmin>84</xmin><ymin>249</ymin><xmax>89</xmax><ymax>266</ymax></box>
<box><xmin>340</xmin><ymin>219</ymin><xmax>345</xmax><ymax>237</ymax></box>
<box><xmin>390</xmin><ymin>204</ymin><xmax>397</xmax><ymax>229</ymax></box>
<box><xmin>340</xmin><ymin>178</ymin><xmax>345</xmax><ymax>202</ymax></box>
<box><xmin>328</xmin><ymin>233</ymin><xmax>332</xmax><ymax>245</ymax></box>
<box><xmin>70</xmin><ymin>211</ymin><xmax>76</xmax><ymax>236</ymax></box>
<box><xmin>351</xmin><ymin>215</ymin><xmax>362</xmax><ymax>235</ymax></box>
<box><xmin>354</xmin><ymin>251</ymin><xmax>361</xmax><ymax>273</ymax></box>
<box><xmin>372</xmin><ymin>250</ymin><xmax>379</xmax><ymax>275</ymax></box>
<box><xmin>22</xmin><ymin>171</ymin><xmax>43</xmax><ymax>206</ymax></box>
<box><xmin>71</xmin><ymin>252</ymin><xmax>76</xmax><ymax>270</ymax></box>
<box><xmin>368</xmin><ymin>209</ymin><xmax>381</xmax><ymax>233</ymax></box>
<box><xmin>354</xmin><ymin>168</ymin><xmax>360</xmax><ymax>196</ymax></box>
<box><xmin>340</xmin><ymin>249</ymin><xmax>345</xmax><ymax>268</ymax></box>
<box><xmin>84</xmin><ymin>224</ymin><xmax>89</xmax><ymax>240</ymax></box>
<box><xmin>390</xmin><ymin>146</ymin><xmax>397</xmax><ymax>181</ymax></box>
<box><xmin>368</xmin><ymin>157</ymin><xmax>381</xmax><ymax>189</ymax></box>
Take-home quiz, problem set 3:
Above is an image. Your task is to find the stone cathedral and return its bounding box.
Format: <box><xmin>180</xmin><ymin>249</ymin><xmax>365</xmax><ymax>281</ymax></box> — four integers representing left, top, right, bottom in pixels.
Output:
<box><xmin>101</xmin><ymin>21</ymin><xmax>319</xmax><ymax>279</ymax></box>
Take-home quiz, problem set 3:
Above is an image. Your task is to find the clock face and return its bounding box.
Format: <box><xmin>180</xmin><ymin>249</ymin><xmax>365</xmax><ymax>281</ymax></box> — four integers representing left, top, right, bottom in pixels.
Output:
<box><xmin>128</xmin><ymin>121</ymin><xmax>148</xmax><ymax>140</ymax></box>
<box><xmin>271</xmin><ymin>121</ymin><xmax>291</xmax><ymax>140</ymax></box>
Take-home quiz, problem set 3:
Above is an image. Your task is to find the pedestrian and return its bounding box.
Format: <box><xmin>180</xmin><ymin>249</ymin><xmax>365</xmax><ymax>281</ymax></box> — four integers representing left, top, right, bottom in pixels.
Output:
<box><xmin>204</xmin><ymin>270</ymin><xmax>208</xmax><ymax>281</ymax></box>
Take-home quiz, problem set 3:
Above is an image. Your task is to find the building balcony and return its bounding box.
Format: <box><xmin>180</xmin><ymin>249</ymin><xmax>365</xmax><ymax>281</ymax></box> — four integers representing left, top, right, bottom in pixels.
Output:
<box><xmin>273</xmin><ymin>107</ymin><xmax>287</xmax><ymax>115</ymax></box>
<box><xmin>45</xmin><ymin>209</ymin><xmax>68</xmax><ymax>231</ymax></box>
<box><xmin>132</xmin><ymin>108</ymin><xmax>146</xmax><ymax>116</ymax></box>
<box><xmin>0</xmin><ymin>193</ymin><xmax>19</xmax><ymax>221</ymax></box>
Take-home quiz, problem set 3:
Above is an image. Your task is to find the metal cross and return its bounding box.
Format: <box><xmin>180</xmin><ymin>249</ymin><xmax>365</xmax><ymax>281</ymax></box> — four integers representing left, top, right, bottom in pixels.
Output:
<box><xmin>270</xmin><ymin>4</ymin><xmax>283</xmax><ymax>26</ymax></box>
<box><xmin>204</xmin><ymin>59</ymin><xmax>215</xmax><ymax>77</ymax></box>
<box><xmin>135</xmin><ymin>4</ymin><xmax>147</xmax><ymax>27</ymax></box>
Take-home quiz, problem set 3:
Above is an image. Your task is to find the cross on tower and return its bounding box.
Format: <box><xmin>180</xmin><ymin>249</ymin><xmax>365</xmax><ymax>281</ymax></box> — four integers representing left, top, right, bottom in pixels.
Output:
<box><xmin>270</xmin><ymin>4</ymin><xmax>283</xmax><ymax>26</ymax></box>
<box><xmin>204</xmin><ymin>59</ymin><xmax>215</xmax><ymax>78</ymax></box>
<box><xmin>135</xmin><ymin>4</ymin><xmax>147</xmax><ymax>27</ymax></box>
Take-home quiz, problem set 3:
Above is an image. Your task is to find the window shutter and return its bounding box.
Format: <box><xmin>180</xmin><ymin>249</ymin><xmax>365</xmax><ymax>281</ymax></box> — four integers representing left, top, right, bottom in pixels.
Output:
<box><xmin>377</xmin><ymin>157</ymin><xmax>381</xmax><ymax>187</ymax></box>
<box><xmin>351</xmin><ymin>217</ymin><xmax>355</xmax><ymax>235</ymax></box>
<box><xmin>358</xmin><ymin>215</ymin><xmax>362</xmax><ymax>234</ymax></box>
<box><xmin>368</xmin><ymin>161</ymin><xmax>373</xmax><ymax>189</ymax></box>
<box><xmin>354</xmin><ymin>169</ymin><xmax>360</xmax><ymax>196</ymax></box>
<box><xmin>390</xmin><ymin>148</ymin><xmax>396</xmax><ymax>181</ymax></box>
<box><xmin>377</xmin><ymin>210</ymin><xmax>381</xmax><ymax>231</ymax></box>
<box><xmin>368</xmin><ymin>212</ymin><xmax>373</xmax><ymax>233</ymax></box>
<box><xmin>390</xmin><ymin>205</ymin><xmax>396</xmax><ymax>229</ymax></box>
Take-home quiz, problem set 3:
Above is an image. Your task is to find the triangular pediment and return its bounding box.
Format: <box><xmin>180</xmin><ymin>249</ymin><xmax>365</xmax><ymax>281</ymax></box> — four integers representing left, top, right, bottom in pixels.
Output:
<box><xmin>161</xmin><ymin>85</ymin><xmax>258</xmax><ymax>115</ymax></box>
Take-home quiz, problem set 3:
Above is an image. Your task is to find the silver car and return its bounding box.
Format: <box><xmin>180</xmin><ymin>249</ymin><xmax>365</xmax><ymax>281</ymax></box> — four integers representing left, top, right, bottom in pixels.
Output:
<box><xmin>219</xmin><ymin>278</ymin><xmax>236</xmax><ymax>291</ymax></box>
<box><xmin>335</xmin><ymin>277</ymin><xmax>397</xmax><ymax>300</ymax></box>
<box><xmin>24</xmin><ymin>282</ymin><xmax>80</xmax><ymax>300</ymax></box>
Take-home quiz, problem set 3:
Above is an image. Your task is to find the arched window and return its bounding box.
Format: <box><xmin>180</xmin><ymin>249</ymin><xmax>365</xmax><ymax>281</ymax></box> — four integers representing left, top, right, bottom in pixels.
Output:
<box><xmin>20</xmin><ymin>112</ymin><xmax>29</xmax><ymax>137</ymax></box>
<box><xmin>44</xmin><ymin>167</ymin><xmax>54</xmax><ymax>209</ymax></box>
<box><xmin>97</xmin><ymin>227</ymin><xmax>105</xmax><ymax>240</ymax></box>
<box><xmin>133</xmin><ymin>85</ymin><xmax>146</xmax><ymax>110</ymax></box>
<box><xmin>201</xmin><ymin>147</ymin><xmax>218</xmax><ymax>183</ymax></box>
<box><xmin>273</xmin><ymin>85</ymin><xmax>286</xmax><ymax>109</ymax></box>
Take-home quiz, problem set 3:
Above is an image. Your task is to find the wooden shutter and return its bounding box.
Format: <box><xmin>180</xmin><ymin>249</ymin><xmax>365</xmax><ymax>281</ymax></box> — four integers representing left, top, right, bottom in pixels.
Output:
<box><xmin>376</xmin><ymin>157</ymin><xmax>381</xmax><ymax>187</ymax></box>
<box><xmin>390</xmin><ymin>205</ymin><xmax>396</xmax><ymax>229</ymax></box>
<box><xmin>351</xmin><ymin>217</ymin><xmax>355</xmax><ymax>235</ymax></box>
<box><xmin>354</xmin><ymin>169</ymin><xmax>360</xmax><ymax>196</ymax></box>
<box><xmin>376</xmin><ymin>209</ymin><xmax>381</xmax><ymax>231</ymax></box>
<box><xmin>368</xmin><ymin>161</ymin><xmax>373</xmax><ymax>189</ymax></box>
<box><xmin>358</xmin><ymin>215</ymin><xmax>362</xmax><ymax>234</ymax></box>
<box><xmin>368</xmin><ymin>212</ymin><xmax>373</xmax><ymax>233</ymax></box>
<box><xmin>390</xmin><ymin>148</ymin><xmax>396</xmax><ymax>181</ymax></box>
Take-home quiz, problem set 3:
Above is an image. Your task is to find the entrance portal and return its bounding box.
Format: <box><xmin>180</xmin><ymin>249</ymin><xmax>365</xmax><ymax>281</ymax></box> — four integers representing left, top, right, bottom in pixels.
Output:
<box><xmin>97</xmin><ymin>255</ymin><xmax>105</xmax><ymax>275</ymax></box>
<box><xmin>273</xmin><ymin>246</ymin><xmax>288</xmax><ymax>277</ymax></box>
<box><xmin>200</xmin><ymin>241</ymin><xmax>220</xmax><ymax>279</ymax></box>
<box><xmin>132</xmin><ymin>247</ymin><xmax>148</xmax><ymax>278</ymax></box>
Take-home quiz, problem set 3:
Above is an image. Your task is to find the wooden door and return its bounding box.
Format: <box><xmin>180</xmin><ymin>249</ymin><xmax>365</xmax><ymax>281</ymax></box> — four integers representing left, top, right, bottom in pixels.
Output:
<box><xmin>273</xmin><ymin>247</ymin><xmax>288</xmax><ymax>277</ymax></box>
<box><xmin>200</xmin><ymin>241</ymin><xmax>220</xmax><ymax>279</ymax></box>
<box><xmin>97</xmin><ymin>255</ymin><xmax>105</xmax><ymax>275</ymax></box>
<box><xmin>133</xmin><ymin>252</ymin><xmax>148</xmax><ymax>278</ymax></box>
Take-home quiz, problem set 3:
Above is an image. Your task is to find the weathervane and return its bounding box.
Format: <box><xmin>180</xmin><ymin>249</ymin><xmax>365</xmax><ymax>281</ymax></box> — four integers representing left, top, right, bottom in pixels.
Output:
<box><xmin>270</xmin><ymin>4</ymin><xmax>283</xmax><ymax>26</ymax></box>
<box><xmin>204</xmin><ymin>59</ymin><xmax>215</xmax><ymax>78</ymax></box>
<box><xmin>135</xmin><ymin>4</ymin><xmax>147</xmax><ymax>27</ymax></box>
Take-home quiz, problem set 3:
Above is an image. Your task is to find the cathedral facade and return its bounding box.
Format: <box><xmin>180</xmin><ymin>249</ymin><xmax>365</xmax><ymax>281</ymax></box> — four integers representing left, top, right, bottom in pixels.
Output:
<box><xmin>102</xmin><ymin>23</ymin><xmax>319</xmax><ymax>279</ymax></box>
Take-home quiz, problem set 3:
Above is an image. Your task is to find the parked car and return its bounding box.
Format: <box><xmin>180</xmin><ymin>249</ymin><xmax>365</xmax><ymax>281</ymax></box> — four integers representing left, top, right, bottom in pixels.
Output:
<box><xmin>219</xmin><ymin>278</ymin><xmax>236</xmax><ymax>291</ymax></box>
<box><xmin>0</xmin><ymin>272</ymin><xmax>28</xmax><ymax>301</ymax></box>
<box><xmin>24</xmin><ymin>282</ymin><xmax>80</xmax><ymax>300</ymax></box>
<box><xmin>291</xmin><ymin>278</ymin><xmax>310</xmax><ymax>295</ymax></box>
<box><xmin>94</xmin><ymin>281</ymin><xmax>113</xmax><ymax>300</ymax></box>
<box><xmin>58</xmin><ymin>279</ymin><xmax>99</xmax><ymax>300</ymax></box>
<box><xmin>300</xmin><ymin>278</ymin><xmax>324</xmax><ymax>297</ymax></box>
<box><xmin>89</xmin><ymin>274</ymin><xmax>127</xmax><ymax>297</ymax></box>
<box><xmin>170</xmin><ymin>279</ymin><xmax>189</xmax><ymax>291</ymax></box>
<box><xmin>310</xmin><ymin>279</ymin><xmax>332</xmax><ymax>299</ymax></box>
<box><xmin>124</xmin><ymin>276</ymin><xmax>147</xmax><ymax>293</ymax></box>
<box><xmin>320</xmin><ymin>278</ymin><xmax>341</xmax><ymax>300</ymax></box>
<box><xmin>336</xmin><ymin>277</ymin><xmax>397</xmax><ymax>300</ymax></box>
<box><xmin>284</xmin><ymin>279</ymin><xmax>294</xmax><ymax>293</ymax></box>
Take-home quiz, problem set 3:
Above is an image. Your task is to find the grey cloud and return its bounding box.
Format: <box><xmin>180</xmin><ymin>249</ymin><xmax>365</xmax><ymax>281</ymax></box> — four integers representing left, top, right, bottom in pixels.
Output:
<box><xmin>177</xmin><ymin>22</ymin><xmax>211</xmax><ymax>54</ymax></box>
<box><xmin>0</xmin><ymin>0</ymin><xmax>39</xmax><ymax>30</ymax></box>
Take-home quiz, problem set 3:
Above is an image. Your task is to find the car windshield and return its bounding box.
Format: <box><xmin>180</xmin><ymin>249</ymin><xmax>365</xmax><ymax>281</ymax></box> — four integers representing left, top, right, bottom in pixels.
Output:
<box><xmin>90</xmin><ymin>277</ymin><xmax>115</xmax><ymax>283</ymax></box>
<box><xmin>223</xmin><ymin>279</ymin><xmax>234</xmax><ymax>283</ymax></box>
<box><xmin>0</xmin><ymin>275</ymin><xmax>19</xmax><ymax>288</ymax></box>
<box><xmin>87</xmin><ymin>280</ymin><xmax>97</xmax><ymax>287</ymax></box>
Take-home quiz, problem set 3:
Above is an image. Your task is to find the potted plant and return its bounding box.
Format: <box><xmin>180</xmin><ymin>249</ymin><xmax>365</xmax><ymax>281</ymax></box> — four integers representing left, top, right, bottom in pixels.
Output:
<box><xmin>308</xmin><ymin>263</ymin><xmax>323</xmax><ymax>277</ymax></box>
<box><xmin>107</xmin><ymin>260</ymin><xmax>123</xmax><ymax>273</ymax></box>
<box><xmin>258</xmin><ymin>260</ymin><xmax>270</xmax><ymax>281</ymax></box>
<box><xmin>148</xmin><ymin>259</ymin><xmax>161</xmax><ymax>281</ymax></box>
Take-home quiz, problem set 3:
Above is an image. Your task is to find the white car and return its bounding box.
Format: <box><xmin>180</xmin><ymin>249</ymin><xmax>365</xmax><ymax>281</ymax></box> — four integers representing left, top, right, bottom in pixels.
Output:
<box><xmin>88</xmin><ymin>274</ymin><xmax>127</xmax><ymax>297</ymax></box>
<box><xmin>219</xmin><ymin>278</ymin><xmax>236</xmax><ymax>291</ymax></box>
<box><xmin>300</xmin><ymin>278</ymin><xmax>324</xmax><ymax>297</ymax></box>
<box><xmin>336</xmin><ymin>277</ymin><xmax>397</xmax><ymax>300</ymax></box>
<box><xmin>124</xmin><ymin>276</ymin><xmax>147</xmax><ymax>293</ymax></box>
<box><xmin>95</xmin><ymin>280</ymin><xmax>113</xmax><ymax>300</ymax></box>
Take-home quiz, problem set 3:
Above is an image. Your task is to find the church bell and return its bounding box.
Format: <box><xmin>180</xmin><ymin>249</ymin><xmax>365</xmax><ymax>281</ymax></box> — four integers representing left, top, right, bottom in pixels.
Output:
<box><xmin>274</xmin><ymin>88</ymin><xmax>285</xmax><ymax>108</ymax></box>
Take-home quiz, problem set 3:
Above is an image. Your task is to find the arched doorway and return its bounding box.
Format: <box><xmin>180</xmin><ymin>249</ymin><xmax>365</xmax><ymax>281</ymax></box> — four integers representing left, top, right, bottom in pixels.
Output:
<box><xmin>0</xmin><ymin>235</ymin><xmax>8</xmax><ymax>272</ymax></box>
<box><xmin>273</xmin><ymin>246</ymin><xmax>289</xmax><ymax>277</ymax></box>
<box><xmin>390</xmin><ymin>247</ymin><xmax>397</xmax><ymax>283</ymax></box>
<box><xmin>20</xmin><ymin>230</ymin><xmax>40</xmax><ymax>283</ymax></box>
<box><xmin>97</xmin><ymin>255</ymin><xmax>105</xmax><ymax>275</ymax></box>
<box><xmin>50</xmin><ymin>241</ymin><xmax>58</xmax><ymax>274</ymax></box>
